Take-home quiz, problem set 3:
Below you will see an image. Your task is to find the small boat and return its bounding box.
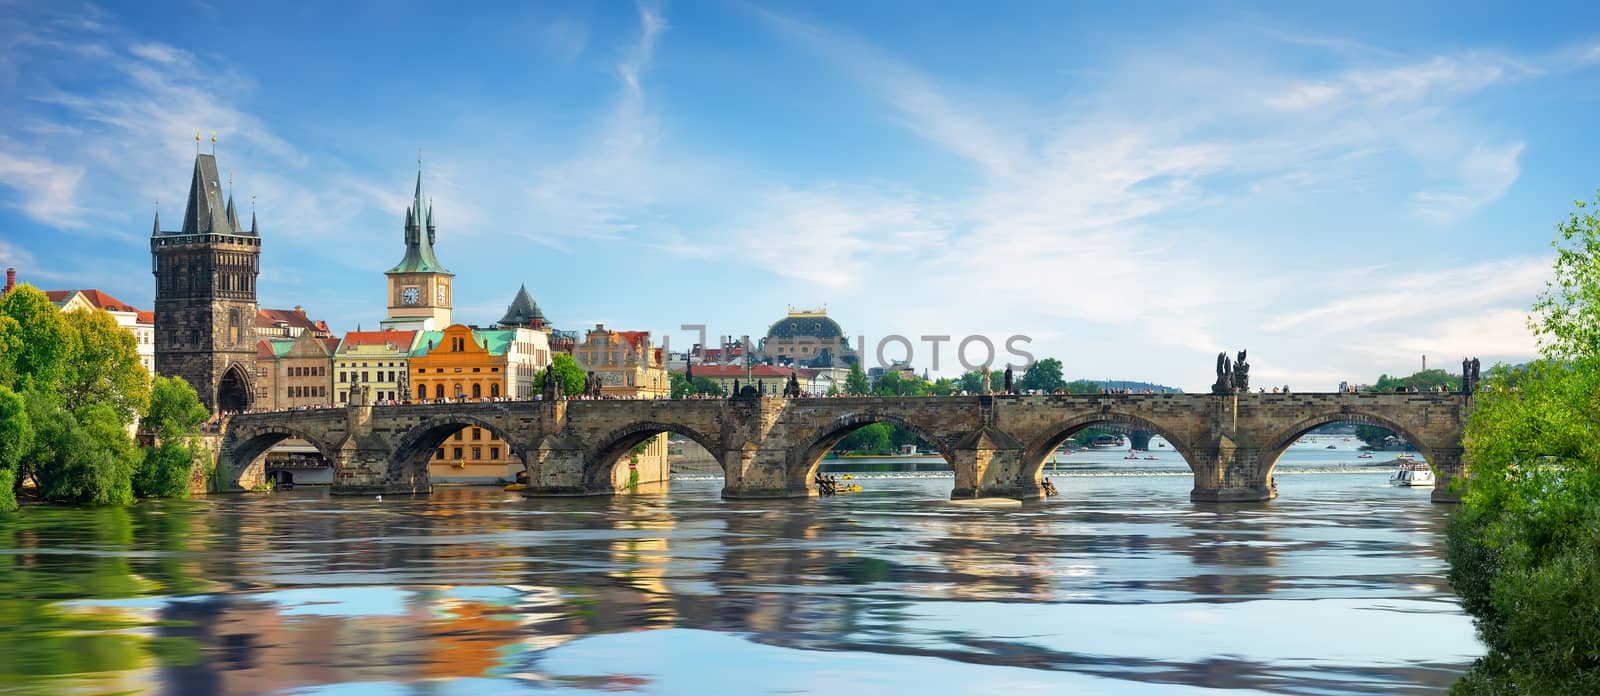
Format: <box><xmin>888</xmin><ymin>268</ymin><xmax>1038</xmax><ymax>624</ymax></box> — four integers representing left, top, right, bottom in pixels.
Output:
<box><xmin>1325</xmin><ymin>444</ymin><xmax>1337</xmax><ymax>449</ymax></box>
<box><xmin>1143</xmin><ymin>456</ymin><xmax>1158</xmax><ymax>461</ymax></box>
<box><xmin>1390</xmin><ymin>461</ymin><xmax>1435</xmax><ymax>487</ymax></box>
<box><xmin>1357</xmin><ymin>452</ymin><xmax>1373</xmax><ymax>459</ymax></box>
<box><xmin>1124</xmin><ymin>454</ymin><xmax>1140</xmax><ymax>460</ymax></box>
<box><xmin>503</xmin><ymin>483</ymin><xmax>526</xmax><ymax>492</ymax></box>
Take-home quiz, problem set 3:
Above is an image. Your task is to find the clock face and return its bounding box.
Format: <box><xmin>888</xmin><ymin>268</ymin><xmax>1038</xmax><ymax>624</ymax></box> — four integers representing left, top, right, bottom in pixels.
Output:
<box><xmin>437</xmin><ymin>285</ymin><xmax>447</xmax><ymax>304</ymax></box>
<box><xmin>402</xmin><ymin>287</ymin><xmax>420</xmax><ymax>305</ymax></box>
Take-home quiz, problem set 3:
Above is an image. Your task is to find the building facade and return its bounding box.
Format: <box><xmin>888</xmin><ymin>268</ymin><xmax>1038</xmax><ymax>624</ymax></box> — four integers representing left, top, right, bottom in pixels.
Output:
<box><xmin>334</xmin><ymin>330</ymin><xmax>419</xmax><ymax>404</ymax></box>
<box><xmin>41</xmin><ymin>287</ymin><xmax>155</xmax><ymax>375</ymax></box>
<box><xmin>150</xmin><ymin>152</ymin><xmax>260</xmax><ymax>414</ymax></box>
<box><xmin>683</xmin><ymin>364</ymin><xmax>808</xmax><ymax>397</ymax></box>
<box><xmin>253</xmin><ymin>331</ymin><xmax>336</xmax><ymax>410</ymax></box>
<box><xmin>257</xmin><ymin>306</ymin><xmax>333</xmax><ymax>339</ymax></box>
<box><xmin>573</xmin><ymin>324</ymin><xmax>671</xmax><ymax>399</ymax></box>
<box><xmin>381</xmin><ymin>166</ymin><xmax>453</xmax><ymax>332</ymax></box>
<box><xmin>757</xmin><ymin>307</ymin><xmax>857</xmax><ymax>367</ymax></box>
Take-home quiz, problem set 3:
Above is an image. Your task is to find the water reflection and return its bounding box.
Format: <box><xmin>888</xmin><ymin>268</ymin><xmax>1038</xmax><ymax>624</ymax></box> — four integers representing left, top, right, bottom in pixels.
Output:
<box><xmin>0</xmin><ymin>470</ymin><xmax>1477</xmax><ymax>695</ymax></box>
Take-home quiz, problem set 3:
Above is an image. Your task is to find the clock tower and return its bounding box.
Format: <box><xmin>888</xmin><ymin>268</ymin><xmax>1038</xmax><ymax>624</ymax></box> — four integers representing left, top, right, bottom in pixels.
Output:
<box><xmin>381</xmin><ymin>163</ymin><xmax>453</xmax><ymax>331</ymax></box>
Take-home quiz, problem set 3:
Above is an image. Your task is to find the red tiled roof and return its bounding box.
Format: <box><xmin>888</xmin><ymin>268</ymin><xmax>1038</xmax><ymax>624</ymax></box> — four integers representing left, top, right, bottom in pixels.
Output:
<box><xmin>136</xmin><ymin>310</ymin><xmax>154</xmax><ymax>325</ymax></box>
<box><xmin>256</xmin><ymin>307</ymin><xmax>320</xmax><ymax>331</ymax></box>
<box><xmin>256</xmin><ymin>340</ymin><xmax>276</xmax><ymax>359</ymax></box>
<box><xmin>339</xmin><ymin>330</ymin><xmax>418</xmax><ymax>352</ymax></box>
<box><xmin>321</xmin><ymin>338</ymin><xmax>341</xmax><ymax>353</ymax></box>
<box><xmin>45</xmin><ymin>289</ymin><xmax>143</xmax><ymax>313</ymax></box>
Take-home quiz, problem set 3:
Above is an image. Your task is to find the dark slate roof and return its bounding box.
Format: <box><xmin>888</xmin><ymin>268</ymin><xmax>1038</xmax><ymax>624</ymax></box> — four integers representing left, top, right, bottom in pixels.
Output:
<box><xmin>385</xmin><ymin>168</ymin><xmax>451</xmax><ymax>275</ymax></box>
<box><xmin>498</xmin><ymin>284</ymin><xmax>546</xmax><ymax>326</ymax></box>
<box><xmin>164</xmin><ymin>154</ymin><xmax>252</xmax><ymax>237</ymax></box>
<box><xmin>766</xmin><ymin>313</ymin><xmax>844</xmax><ymax>339</ymax></box>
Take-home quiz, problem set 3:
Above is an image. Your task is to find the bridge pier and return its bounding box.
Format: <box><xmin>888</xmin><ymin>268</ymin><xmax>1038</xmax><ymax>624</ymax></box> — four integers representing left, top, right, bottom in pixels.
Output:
<box><xmin>1127</xmin><ymin>429</ymin><xmax>1154</xmax><ymax>451</ymax></box>
<box><xmin>950</xmin><ymin>427</ymin><xmax>1044</xmax><ymax>500</ymax></box>
<box><xmin>1190</xmin><ymin>435</ymin><xmax>1276</xmax><ymax>503</ymax></box>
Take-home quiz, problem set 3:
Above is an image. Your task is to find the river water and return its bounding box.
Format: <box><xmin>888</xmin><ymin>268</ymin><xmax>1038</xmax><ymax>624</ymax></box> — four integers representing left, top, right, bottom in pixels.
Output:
<box><xmin>0</xmin><ymin>436</ymin><xmax>1481</xmax><ymax>695</ymax></box>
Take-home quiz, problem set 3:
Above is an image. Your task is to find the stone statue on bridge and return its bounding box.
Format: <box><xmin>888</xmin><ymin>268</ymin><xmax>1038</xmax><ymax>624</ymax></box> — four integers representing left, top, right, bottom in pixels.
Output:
<box><xmin>981</xmin><ymin>370</ymin><xmax>992</xmax><ymax>395</ymax></box>
<box><xmin>1234</xmin><ymin>350</ymin><xmax>1250</xmax><ymax>392</ymax></box>
<box><xmin>1462</xmin><ymin>357</ymin><xmax>1482</xmax><ymax>394</ymax></box>
<box><xmin>784</xmin><ymin>372</ymin><xmax>802</xmax><ymax>397</ymax></box>
<box><xmin>1212</xmin><ymin>352</ymin><xmax>1235</xmax><ymax>395</ymax></box>
<box><xmin>1003</xmin><ymin>365</ymin><xmax>1014</xmax><ymax>394</ymax></box>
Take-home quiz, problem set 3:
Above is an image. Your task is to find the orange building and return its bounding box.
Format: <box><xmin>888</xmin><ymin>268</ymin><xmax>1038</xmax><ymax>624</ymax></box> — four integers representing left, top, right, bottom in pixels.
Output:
<box><xmin>409</xmin><ymin>324</ymin><xmax>548</xmax><ymax>483</ymax></box>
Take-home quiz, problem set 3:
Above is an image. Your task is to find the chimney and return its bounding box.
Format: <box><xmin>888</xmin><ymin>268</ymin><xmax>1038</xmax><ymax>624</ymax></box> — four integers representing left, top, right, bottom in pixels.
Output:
<box><xmin>295</xmin><ymin>305</ymin><xmax>305</xmax><ymax>315</ymax></box>
<box><xmin>3</xmin><ymin>267</ymin><xmax>14</xmax><ymax>295</ymax></box>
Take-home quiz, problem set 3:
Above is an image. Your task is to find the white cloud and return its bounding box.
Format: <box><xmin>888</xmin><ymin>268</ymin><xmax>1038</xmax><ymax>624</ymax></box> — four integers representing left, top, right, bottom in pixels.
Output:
<box><xmin>0</xmin><ymin>147</ymin><xmax>87</xmax><ymax>229</ymax></box>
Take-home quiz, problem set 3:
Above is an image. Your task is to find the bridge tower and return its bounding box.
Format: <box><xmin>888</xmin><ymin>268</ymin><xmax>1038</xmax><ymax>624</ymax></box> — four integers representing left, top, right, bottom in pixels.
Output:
<box><xmin>151</xmin><ymin>150</ymin><xmax>260</xmax><ymax>415</ymax></box>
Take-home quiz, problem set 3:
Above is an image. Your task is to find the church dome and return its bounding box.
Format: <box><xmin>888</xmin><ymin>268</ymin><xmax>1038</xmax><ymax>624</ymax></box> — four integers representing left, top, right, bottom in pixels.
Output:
<box><xmin>766</xmin><ymin>310</ymin><xmax>844</xmax><ymax>340</ymax></box>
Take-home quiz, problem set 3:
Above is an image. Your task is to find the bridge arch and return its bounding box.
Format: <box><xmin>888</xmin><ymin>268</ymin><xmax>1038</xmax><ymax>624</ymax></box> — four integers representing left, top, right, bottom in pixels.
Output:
<box><xmin>790</xmin><ymin>412</ymin><xmax>953</xmax><ymax>490</ymax></box>
<box><xmin>392</xmin><ymin>415</ymin><xmax>530</xmax><ymax>487</ymax></box>
<box><xmin>1022</xmin><ymin>412</ymin><xmax>1200</xmax><ymax>478</ymax></box>
<box><xmin>222</xmin><ymin>424</ymin><xmax>341</xmax><ymax>490</ymax></box>
<box><xmin>581</xmin><ymin>421</ymin><xmax>723</xmax><ymax>490</ymax></box>
<box><xmin>1260</xmin><ymin>411</ymin><xmax>1447</xmax><ymax>480</ymax></box>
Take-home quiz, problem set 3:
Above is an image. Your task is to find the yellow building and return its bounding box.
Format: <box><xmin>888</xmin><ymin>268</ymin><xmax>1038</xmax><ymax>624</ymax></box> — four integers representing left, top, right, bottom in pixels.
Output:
<box><xmin>573</xmin><ymin>324</ymin><xmax>671</xmax><ymax>399</ymax></box>
<box><xmin>574</xmin><ymin>324</ymin><xmax>670</xmax><ymax>482</ymax></box>
<box><xmin>411</xmin><ymin>324</ymin><xmax>549</xmax><ymax>482</ymax></box>
<box><xmin>334</xmin><ymin>330</ymin><xmax>419</xmax><ymax>404</ymax></box>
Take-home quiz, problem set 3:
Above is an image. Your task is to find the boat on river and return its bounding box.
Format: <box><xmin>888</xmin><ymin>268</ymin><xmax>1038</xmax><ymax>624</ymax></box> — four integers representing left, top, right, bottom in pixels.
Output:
<box><xmin>1389</xmin><ymin>461</ymin><xmax>1435</xmax><ymax>487</ymax></box>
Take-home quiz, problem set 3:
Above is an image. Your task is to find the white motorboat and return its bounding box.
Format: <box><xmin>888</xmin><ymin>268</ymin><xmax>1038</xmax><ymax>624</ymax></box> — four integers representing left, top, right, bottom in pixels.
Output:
<box><xmin>1390</xmin><ymin>460</ymin><xmax>1434</xmax><ymax>487</ymax></box>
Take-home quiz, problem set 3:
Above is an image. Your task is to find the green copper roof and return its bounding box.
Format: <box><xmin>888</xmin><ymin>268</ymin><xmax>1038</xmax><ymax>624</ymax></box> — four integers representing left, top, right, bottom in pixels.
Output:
<box><xmin>410</xmin><ymin>329</ymin><xmax>515</xmax><ymax>358</ymax></box>
<box><xmin>385</xmin><ymin>168</ymin><xmax>452</xmax><ymax>275</ymax></box>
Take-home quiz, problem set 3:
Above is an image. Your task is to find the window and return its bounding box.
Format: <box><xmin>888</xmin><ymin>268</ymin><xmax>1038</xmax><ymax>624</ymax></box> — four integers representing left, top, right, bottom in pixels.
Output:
<box><xmin>471</xmin><ymin>447</ymin><xmax>482</xmax><ymax>461</ymax></box>
<box><xmin>417</xmin><ymin>385</ymin><xmax>426</xmax><ymax>400</ymax></box>
<box><xmin>340</xmin><ymin>392</ymin><xmax>347</xmax><ymax>403</ymax></box>
<box><xmin>453</xmin><ymin>447</ymin><xmax>463</xmax><ymax>459</ymax></box>
<box><xmin>472</xmin><ymin>383</ymin><xmax>481</xmax><ymax>398</ymax></box>
<box><xmin>455</xmin><ymin>431</ymin><xmax>463</xmax><ymax>441</ymax></box>
<box><xmin>436</xmin><ymin>448</ymin><xmax>444</xmax><ymax>460</ymax></box>
<box><xmin>489</xmin><ymin>448</ymin><xmax>500</xmax><ymax>460</ymax></box>
<box><xmin>435</xmin><ymin>384</ymin><xmax>444</xmax><ymax>399</ymax></box>
<box><xmin>362</xmin><ymin>371</ymin><xmax>369</xmax><ymax>382</ymax></box>
<box><xmin>490</xmin><ymin>384</ymin><xmax>500</xmax><ymax>398</ymax></box>
<box><xmin>472</xmin><ymin>428</ymin><xmax>481</xmax><ymax>441</ymax></box>
<box><xmin>340</xmin><ymin>372</ymin><xmax>347</xmax><ymax>383</ymax></box>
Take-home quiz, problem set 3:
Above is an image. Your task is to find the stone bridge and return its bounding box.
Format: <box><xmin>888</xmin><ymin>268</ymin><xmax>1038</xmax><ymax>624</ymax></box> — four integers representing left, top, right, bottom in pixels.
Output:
<box><xmin>219</xmin><ymin>391</ymin><xmax>1470</xmax><ymax>503</ymax></box>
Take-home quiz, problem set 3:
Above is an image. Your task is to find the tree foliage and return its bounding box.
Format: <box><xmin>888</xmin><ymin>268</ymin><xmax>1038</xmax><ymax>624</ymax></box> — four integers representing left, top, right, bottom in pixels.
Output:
<box><xmin>836</xmin><ymin>422</ymin><xmax>893</xmax><ymax>454</ymax></box>
<box><xmin>32</xmin><ymin>404</ymin><xmax>136</xmax><ymax>507</ymax></box>
<box><xmin>1019</xmin><ymin>357</ymin><xmax>1066</xmax><ymax>393</ymax></box>
<box><xmin>533</xmin><ymin>353</ymin><xmax>588</xmax><ymax>397</ymax></box>
<box><xmin>0</xmin><ymin>286</ymin><xmax>70</xmax><ymax>393</ymax></box>
<box><xmin>670</xmin><ymin>372</ymin><xmax>725</xmax><ymax>398</ymax></box>
<box><xmin>843</xmin><ymin>362</ymin><xmax>869</xmax><ymax>395</ymax></box>
<box><xmin>0</xmin><ymin>386</ymin><xmax>31</xmax><ymax>512</ymax></box>
<box><xmin>1447</xmin><ymin>191</ymin><xmax>1600</xmax><ymax>693</ymax></box>
<box><xmin>133</xmin><ymin>376</ymin><xmax>209</xmax><ymax>499</ymax></box>
<box><xmin>1373</xmin><ymin>368</ymin><xmax>1460</xmax><ymax>393</ymax></box>
<box><xmin>1064</xmin><ymin>379</ymin><xmax>1100</xmax><ymax>395</ymax></box>
<box><xmin>59</xmin><ymin>309</ymin><xmax>149</xmax><ymax>426</ymax></box>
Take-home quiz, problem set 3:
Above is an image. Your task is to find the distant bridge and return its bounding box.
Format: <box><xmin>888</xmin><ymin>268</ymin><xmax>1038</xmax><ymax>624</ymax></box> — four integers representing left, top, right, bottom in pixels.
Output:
<box><xmin>221</xmin><ymin>392</ymin><xmax>1470</xmax><ymax>503</ymax></box>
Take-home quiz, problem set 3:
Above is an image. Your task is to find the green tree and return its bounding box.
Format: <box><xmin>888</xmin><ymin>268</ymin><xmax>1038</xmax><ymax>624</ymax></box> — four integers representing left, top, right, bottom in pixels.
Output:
<box><xmin>134</xmin><ymin>377</ymin><xmax>210</xmax><ymax>499</ymax></box>
<box><xmin>843</xmin><ymin>362</ymin><xmax>869</xmax><ymax>395</ymax></box>
<box><xmin>929</xmin><ymin>377</ymin><xmax>958</xmax><ymax>395</ymax></box>
<box><xmin>59</xmin><ymin>309</ymin><xmax>150</xmax><ymax>426</ymax></box>
<box><xmin>872</xmin><ymin>370</ymin><xmax>929</xmax><ymax>396</ymax></box>
<box><xmin>1064</xmin><ymin>379</ymin><xmax>1100</xmax><ymax>395</ymax></box>
<box><xmin>533</xmin><ymin>353</ymin><xmax>588</xmax><ymax>397</ymax></box>
<box><xmin>1372</xmin><ymin>369</ymin><xmax>1460</xmax><ymax>393</ymax></box>
<box><xmin>670</xmin><ymin>372</ymin><xmax>726</xmax><ymax>398</ymax></box>
<box><xmin>1019</xmin><ymin>357</ymin><xmax>1066</xmax><ymax>393</ymax></box>
<box><xmin>1446</xmin><ymin>191</ymin><xmax>1600</xmax><ymax>693</ymax></box>
<box><xmin>836</xmin><ymin>422</ymin><xmax>892</xmax><ymax>454</ymax></box>
<box><xmin>0</xmin><ymin>386</ymin><xmax>29</xmax><ymax>512</ymax></box>
<box><xmin>33</xmin><ymin>404</ymin><xmax>135</xmax><ymax>507</ymax></box>
<box><xmin>0</xmin><ymin>285</ymin><xmax>70</xmax><ymax>393</ymax></box>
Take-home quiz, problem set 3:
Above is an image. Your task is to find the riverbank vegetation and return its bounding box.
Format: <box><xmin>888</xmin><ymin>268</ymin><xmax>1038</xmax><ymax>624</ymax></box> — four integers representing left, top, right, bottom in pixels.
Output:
<box><xmin>1447</xmin><ymin>192</ymin><xmax>1600</xmax><ymax>693</ymax></box>
<box><xmin>0</xmin><ymin>285</ymin><xmax>209</xmax><ymax>511</ymax></box>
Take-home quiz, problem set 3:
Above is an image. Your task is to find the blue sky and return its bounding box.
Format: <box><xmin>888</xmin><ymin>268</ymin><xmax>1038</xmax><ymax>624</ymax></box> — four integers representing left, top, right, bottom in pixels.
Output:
<box><xmin>1</xmin><ymin>1</ymin><xmax>1596</xmax><ymax>391</ymax></box>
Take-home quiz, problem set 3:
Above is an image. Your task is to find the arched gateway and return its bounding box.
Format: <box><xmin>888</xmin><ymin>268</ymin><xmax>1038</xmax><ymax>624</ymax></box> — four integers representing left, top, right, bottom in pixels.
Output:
<box><xmin>217</xmin><ymin>391</ymin><xmax>1471</xmax><ymax>503</ymax></box>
